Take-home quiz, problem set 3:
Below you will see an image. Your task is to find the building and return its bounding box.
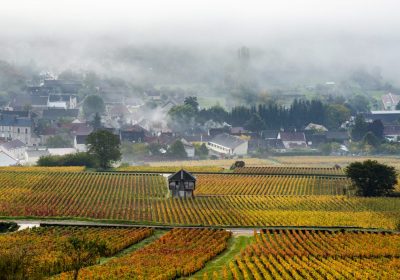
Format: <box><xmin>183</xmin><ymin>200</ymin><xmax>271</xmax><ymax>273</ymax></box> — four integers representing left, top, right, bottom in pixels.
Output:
<box><xmin>304</xmin><ymin>123</ymin><xmax>328</xmax><ymax>132</ymax></box>
<box><xmin>207</xmin><ymin>133</ymin><xmax>248</xmax><ymax>156</ymax></box>
<box><xmin>168</xmin><ymin>169</ymin><xmax>196</xmax><ymax>198</ymax></box>
<box><xmin>381</xmin><ymin>93</ymin><xmax>400</xmax><ymax>110</ymax></box>
<box><xmin>0</xmin><ymin>150</ymin><xmax>18</xmax><ymax>166</ymax></box>
<box><xmin>0</xmin><ymin>139</ymin><xmax>26</xmax><ymax>162</ymax></box>
<box><xmin>0</xmin><ymin>114</ymin><xmax>33</xmax><ymax>145</ymax></box>
<box><xmin>383</xmin><ymin>125</ymin><xmax>400</xmax><ymax>141</ymax></box>
<box><xmin>74</xmin><ymin>135</ymin><xmax>89</xmax><ymax>152</ymax></box>
<box><xmin>120</xmin><ymin>124</ymin><xmax>147</xmax><ymax>143</ymax></box>
<box><xmin>47</xmin><ymin>94</ymin><xmax>77</xmax><ymax>109</ymax></box>
<box><xmin>181</xmin><ymin>138</ymin><xmax>195</xmax><ymax>158</ymax></box>
<box><xmin>277</xmin><ymin>132</ymin><xmax>307</xmax><ymax>149</ymax></box>
<box><xmin>42</xmin><ymin>108</ymin><xmax>79</xmax><ymax>121</ymax></box>
<box><xmin>364</xmin><ymin>111</ymin><xmax>400</xmax><ymax>124</ymax></box>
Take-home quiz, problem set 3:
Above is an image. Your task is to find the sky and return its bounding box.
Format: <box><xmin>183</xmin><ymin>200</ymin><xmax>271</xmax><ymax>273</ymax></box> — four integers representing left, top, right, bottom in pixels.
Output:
<box><xmin>1</xmin><ymin>0</ymin><xmax>399</xmax><ymax>40</ymax></box>
<box><xmin>1</xmin><ymin>0</ymin><xmax>400</xmax><ymax>84</ymax></box>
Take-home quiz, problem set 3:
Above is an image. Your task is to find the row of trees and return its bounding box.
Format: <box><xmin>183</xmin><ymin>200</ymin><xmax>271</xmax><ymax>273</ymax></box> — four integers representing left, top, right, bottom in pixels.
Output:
<box><xmin>168</xmin><ymin>97</ymin><xmax>352</xmax><ymax>133</ymax></box>
<box><xmin>38</xmin><ymin>130</ymin><xmax>121</xmax><ymax>169</ymax></box>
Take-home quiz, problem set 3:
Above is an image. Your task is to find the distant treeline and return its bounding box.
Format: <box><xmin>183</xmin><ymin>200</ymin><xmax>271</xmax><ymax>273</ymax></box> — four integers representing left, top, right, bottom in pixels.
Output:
<box><xmin>197</xmin><ymin>99</ymin><xmax>348</xmax><ymax>131</ymax></box>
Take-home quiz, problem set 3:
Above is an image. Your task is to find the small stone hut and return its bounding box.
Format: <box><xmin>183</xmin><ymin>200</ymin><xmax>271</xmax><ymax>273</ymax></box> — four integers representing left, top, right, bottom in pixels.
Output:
<box><xmin>168</xmin><ymin>169</ymin><xmax>196</xmax><ymax>198</ymax></box>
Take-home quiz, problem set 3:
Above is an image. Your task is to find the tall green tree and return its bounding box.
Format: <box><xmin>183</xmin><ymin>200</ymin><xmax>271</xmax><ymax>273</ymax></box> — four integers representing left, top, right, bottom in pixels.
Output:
<box><xmin>83</xmin><ymin>95</ymin><xmax>105</xmax><ymax>117</ymax></box>
<box><xmin>324</xmin><ymin>104</ymin><xmax>351</xmax><ymax>129</ymax></box>
<box><xmin>184</xmin><ymin>96</ymin><xmax>199</xmax><ymax>112</ymax></box>
<box><xmin>91</xmin><ymin>112</ymin><xmax>102</xmax><ymax>131</ymax></box>
<box><xmin>86</xmin><ymin>130</ymin><xmax>121</xmax><ymax>169</ymax></box>
<box><xmin>351</xmin><ymin>114</ymin><xmax>368</xmax><ymax>141</ymax></box>
<box><xmin>368</xmin><ymin>119</ymin><xmax>384</xmax><ymax>139</ymax></box>
<box><xmin>345</xmin><ymin>160</ymin><xmax>397</xmax><ymax>196</ymax></box>
<box><xmin>167</xmin><ymin>140</ymin><xmax>187</xmax><ymax>159</ymax></box>
<box><xmin>244</xmin><ymin>113</ymin><xmax>266</xmax><ymax>132</ymax></box>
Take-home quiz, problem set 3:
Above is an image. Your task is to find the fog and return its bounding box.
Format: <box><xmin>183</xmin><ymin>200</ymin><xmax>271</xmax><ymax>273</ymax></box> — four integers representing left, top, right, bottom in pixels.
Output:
<box><xmin>1</xmin><ymin>0</ymin><xmax>400</xmax><ymax>88</ymax></box>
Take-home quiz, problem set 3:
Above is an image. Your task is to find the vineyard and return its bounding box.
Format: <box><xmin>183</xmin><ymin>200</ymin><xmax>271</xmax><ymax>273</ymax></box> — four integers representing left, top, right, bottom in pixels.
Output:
<box><xmin>233</xmin><ymin>166</ymin><xmax>345</xmax><ymax>176</ymax></box>
<box><xmin>56</xmin><ymin>228</ymin><xmax>231</xmax><ymax>279</ymax></box>
<box><xmin>116</xmin><ymin>165</ymin><xmax>225</xmax><ymax>173</ymax></box>
<box><xmin>195</xmin><ymin>174</ymin><xmax>350</xmax><ymax>196</ymax></box>
<box><xmin>0</xmin><ymin>166</ymin><xmax>85</xmax><ymax>172</ymax></box>
<box><xmin>0</xmin><ymin>226</ymin><xmax>153</xmax><ymax>278</ymax></box>
<box><xmin>206</xmin><ymin>230</ymin><xmax>400</xmax><ymax>279</ymax></box>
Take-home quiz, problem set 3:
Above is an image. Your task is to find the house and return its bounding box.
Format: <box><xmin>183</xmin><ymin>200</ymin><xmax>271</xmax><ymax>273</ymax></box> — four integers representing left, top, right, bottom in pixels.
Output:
<box><xmin>120</xmin><ymin>124</ymin><xmax>147</xmax><ymax>143</ymax></box>
<box><xmin>0</xmin><ymin>150</ymin><xmax>18</xmax><ymax>166</ymax></box>
<box><xmin>181</xmin><ymin>138</ymin><xmax>195</xmax><ymax>158</ymax></box>
<box><xmin>261</xmin><ymin>130</ymin><xmax>278</xmax><ymax>140</ymax></box>
<box><xmin>381</xmin><ymin>93</ymin><xmax>400</xmax><ymax>110</ymax></box>
<box><xmin>168</xmin><ymin>169</ymin><xmax>196</xmax><ymax>198</ymax></box>
<box><xmin>383</xmin><ymin>125</ymin><xmax>400</xmax><ymax>141</ymax></box>
<box><xmin>144</xmin><ymin>90</ymin><xmax>161</xmax><ymax>101</ymax></box>
<box><xmin>277</xmin><ymin>132</ymin><xmax>307</xmax><ymax>149</ymax></box>
<box><xmin>207</xmin><ymin>133</ymin><xmax>248</xmax><ymax>156</ymax></box>
<box><xmin>74</xmin><ymin>135</ymin><xmax>89</xmax><ymax>152</ymax></box>
<box><xmin>364</xmin><ymin>111</ymin><xmax>400</xmax><ymax>124</ymax></box>
<box><xmin>0</xmin><ymin>139</ymin><xmax>26</xmax><ymax>161</ymax></box>
<box><xmin>42</xmin><ymin>108</ymin><xmax>79</xmax><ymax>121</ymax></box>
<box><xmin>47</xmin><ymin>94</ymin><xmax>77</xmax><ymax>109</ymax></box>
<box><xmin>325</xmin><ymin>131</ymin><xmax>349</xmax><ymax>144</ymax></box>
<box><xmin>0</xmin><ymin>114</ymin><xmax>33</xmax><ymax>145</ymax></box>
<box><xmin>230</xmin><ymin>127</ymin><xmax>248</xmax><ymax>135</ymax></box>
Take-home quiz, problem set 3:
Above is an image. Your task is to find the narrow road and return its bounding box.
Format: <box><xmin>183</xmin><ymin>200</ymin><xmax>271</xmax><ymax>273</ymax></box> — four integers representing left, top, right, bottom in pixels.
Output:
<box><xmin>2</xmin><ymin>219</ymin><xmax>397</xmax><ymax>234</ymax></box>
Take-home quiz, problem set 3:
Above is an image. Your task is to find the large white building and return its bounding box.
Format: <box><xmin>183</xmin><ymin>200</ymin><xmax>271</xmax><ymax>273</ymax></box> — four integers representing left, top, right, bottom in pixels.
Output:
<box><xmin>207</xmin><ymin>133</ymin><xmax>248</xmax><ymax>156</ymax></box>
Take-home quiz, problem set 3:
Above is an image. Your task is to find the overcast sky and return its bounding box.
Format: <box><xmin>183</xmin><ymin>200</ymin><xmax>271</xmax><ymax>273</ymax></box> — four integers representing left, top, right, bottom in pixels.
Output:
<box><xmin>1</xmin><ymin>0</ymin><xmax>399</xmax><ymax>41</ymax></box>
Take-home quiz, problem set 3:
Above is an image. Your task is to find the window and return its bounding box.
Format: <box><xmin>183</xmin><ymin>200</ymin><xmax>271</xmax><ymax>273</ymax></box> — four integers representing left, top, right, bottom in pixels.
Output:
<box><xmin>25</xmin><ymin>128</ymin><xmax>28</xmax><ymax>134</ymax></box>
<box><xmin>17</xmin><ymin>128</ymin><xmax>20</xmax><ymax>134</ymax></box>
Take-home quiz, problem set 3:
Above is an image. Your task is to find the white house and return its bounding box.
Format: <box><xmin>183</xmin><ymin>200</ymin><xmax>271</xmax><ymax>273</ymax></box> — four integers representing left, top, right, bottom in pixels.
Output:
<box><xmin>0</xmin><ymin>139</ymin><xmax>27</xmax><ymax>162</ymax></box>
<box><xmin>47</xmin><ymin>94</ymin><xmax>77</xmax><ymax>109</ymax></box>
<box><xmin>0</xmin><ymin>150</ymin><xmax>18</xmax><ymax>166</ymax></box>
<box><xmin>207</xmin><ymin>133</ymin><xmax>248</xmax><ymax>156</ymax></box>
<box><xmin>74</xmin><ymin>135</ymin><xmax>89</xmax><ymax>152</ymax></box>
<box><xmin>48</xmin><ymin>148</ymin><xmax>77</xmax><ymax>156</ymax></box>
<box><xmin>277</xmin><ymin>132</ymin><xmax>307</xmax><ymax>149</ymax></box>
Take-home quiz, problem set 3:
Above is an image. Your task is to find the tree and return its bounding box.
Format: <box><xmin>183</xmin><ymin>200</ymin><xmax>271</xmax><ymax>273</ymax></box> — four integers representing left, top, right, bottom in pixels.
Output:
<box><xmin>83</xmin><ymin>95</ymin><xmax>105</xmax><ymax>117</ymax></box>
<box><xmin>167</xmin><ymin>140</ymin><xmax>187</xmax><ymax>159</ymax></box>
<box><xmin>324</xmin><ymin>104</ymin><xmax>351</xmax><ymax>129</ymax></box>
<box><xmin>351</xmin><ymin>114</ymin><xmax>368</xmax><ymax>142</ymax></box>
<box><xmin>91</xmin><ymin>112</ymin><xmax>102</xmax><ymax>131</ymax></box>
<box><xmin>363</xmin><ymin>131</ymin><xmax>380</xmax><ymax>148</ymax></box>
<box><xmin>345</xmin><ymin>160</ymin><xmax>397</xmax><ymax>196</ymax></box>
<box><xmin>244</xmin><ymin>113</ymin><xmax>266</xmax><ymax>133</ymax></box>
<box><xmin>195</xmin><ymin>143</ymin><xmax>209</xmax><ymax>159</ymax></box>
<box><xmin>37</xmin><ymin>153</ymin><xmax>97</xmax><ymax>168</ymax></box>
<box><xmin>368</xmin><ymin>119</ymin><xmax>384</xmax><ymax>139</ymax></box>
<box><xmin>86</xmin><ymin>130</ymin><xmax>121</xmax><ymax>169</ymax></box>
<box><xmin>184</xmin><ymin>96</ymin><xmax>199</xmax><ymax>112</ymax></box>
<box><xmin>62</xmin><ymin>236</ymin><xmax>107</xmax><ymax>280</ymax></box>
<box><xmin>167</xmin><ymin>104</ymin><xmax>196</xmax><ymax>133</ymax></box>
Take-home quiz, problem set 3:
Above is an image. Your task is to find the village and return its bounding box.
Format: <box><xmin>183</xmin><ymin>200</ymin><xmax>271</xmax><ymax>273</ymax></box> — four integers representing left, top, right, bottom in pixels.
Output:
<box><xmin>1</xmin><ymin>74</ymin><xmax>400</xmax><ymax>166</ymax></box>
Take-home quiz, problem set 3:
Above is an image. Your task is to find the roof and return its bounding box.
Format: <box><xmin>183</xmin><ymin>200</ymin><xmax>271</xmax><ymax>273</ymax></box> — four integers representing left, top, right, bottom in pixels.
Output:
<box><xmin>48</xmin><ymin>94</ymin><xmax>74</xmax><ymax>102</ymax></box>
<box><xmin>261</xmin><ymin>130</ymin><xmax>278</xmax><ymax>139</ymax></box>
<box><xmin>168</xmin><ymin>169</ymin><xmax>196</xmax><ymax>181</ymax></box>
<box><xmin>381</xmin><ymin>93</ymin><xmax>400</xmax><ymax>106</ymax></box>
<box><xmin>279</xmin><ymin>132</ymin><xmax>306</xmax><ymax>142</ymax></box>
<box><xmin>0</xmin><ymin>115</ymin><xmax>32</xmax><ymax>127</ymax></box>
<box><xmin>42</xmin><ymin>109</ymin><xmax>79</xmax><ymax>119</ymax></box>
<box><xmin>0</xmin><ymin>150</ymin><xmax>18</xmax><ymax>165</ymax></box>
<box><xmin>326</xmin><ymin>131</ymin><xmax>349</xmax><ymax>140</ymax></box>
<box><xmin>75</xmin><ymin>135</ymin><xmax>89</xmax><ymax>144</ymax></box>
<box><xmin>209</xmin><ymin>133</ymin><xmax>247</xmax><ymax>149</ymax></box>
<box><xmin>370</xmin><ymin>110</ymin><xmax>400</xmax><ymax>114</ymax></box>
<box><xmin>121</xmin><ymin>124</ymin><xmax>147</xmax><ymax>133</ymax></box>
<box><xmin>0</xmin><ymin>110</ymin><xmax>29</xmax><ymax>118</ymax></box>
<box><xmin>305</xmin><ymin>123</ymin><xmax>328</xmax><ymax>132</ymax></box>
<box><xmin>31</xmin><ymin>96</ymin><xmax>48</xmax><ymax>106</ymax></box>
<box><xmin>230</xmin><ymin>127</ymin><xmax>247</xmax><ymax>134</ymax></box>
<box><xmin>384</xmin><ymin>125</ymin><xmax>400</xmax><ymax>136</ymax></box>
<box><xmin>0</xmin><ymin>139</ymin><xmax>26</xmax><ymax>150</ymax></box>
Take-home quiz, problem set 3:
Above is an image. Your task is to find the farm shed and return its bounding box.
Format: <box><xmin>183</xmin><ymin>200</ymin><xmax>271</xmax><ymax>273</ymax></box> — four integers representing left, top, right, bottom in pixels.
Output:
<box><xmin>168</xmin><ymin>169</ymin><xmax>196</xmax><ymax>198</ymax></box>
